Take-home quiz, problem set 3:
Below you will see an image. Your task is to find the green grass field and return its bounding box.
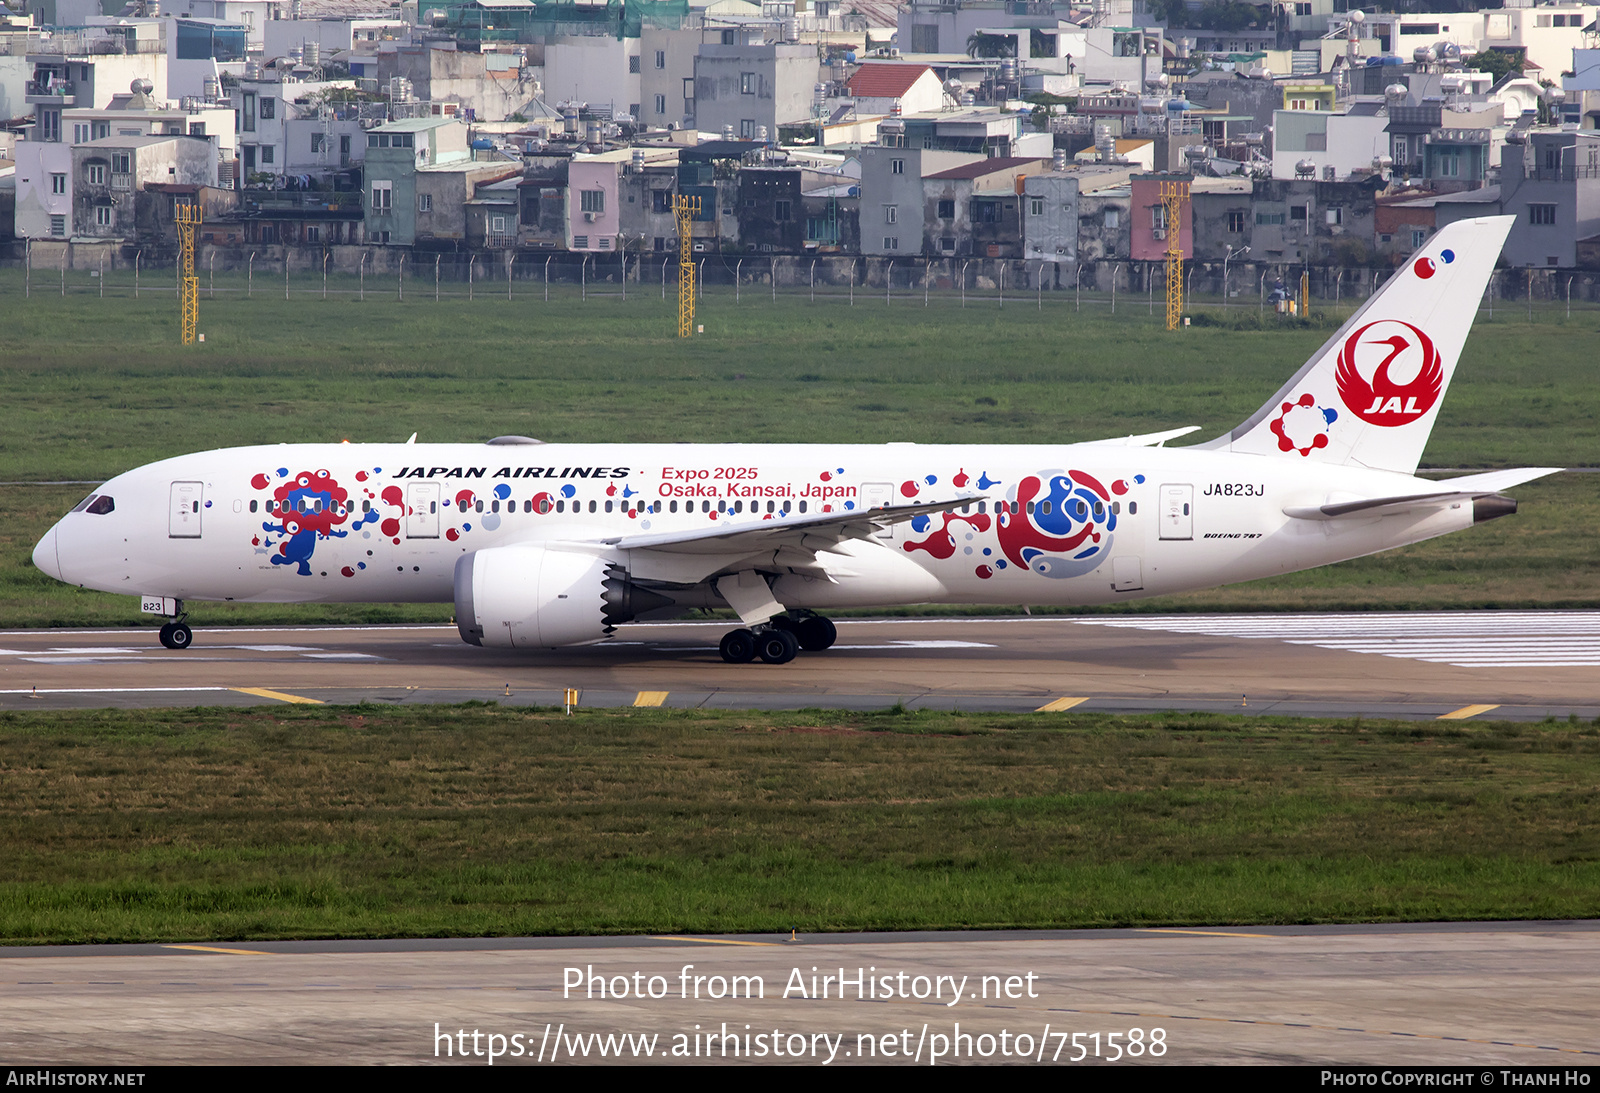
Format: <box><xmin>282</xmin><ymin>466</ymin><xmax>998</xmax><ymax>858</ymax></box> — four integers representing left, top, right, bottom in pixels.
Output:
<box><xmin>1</xmin><ymin>270</ymin><xmax>1595</xmax><ymax>623</ymax></box>
<box><xmin>2</xmin><ymin>276</ymin><xmax>1597</xmax><ymax>944</ymax></box>
<box><xmin>0</xmin><ymin>705</ymin><xmax>1595</xmax><ymax>944</ymax></box>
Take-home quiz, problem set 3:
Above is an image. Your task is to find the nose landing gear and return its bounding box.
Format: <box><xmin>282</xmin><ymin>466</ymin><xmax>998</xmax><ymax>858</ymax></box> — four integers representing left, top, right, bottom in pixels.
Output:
<box><xmin>158</xmin><ymin>620</ymin><xmax>194</xmax><ymax>649</ymax></box>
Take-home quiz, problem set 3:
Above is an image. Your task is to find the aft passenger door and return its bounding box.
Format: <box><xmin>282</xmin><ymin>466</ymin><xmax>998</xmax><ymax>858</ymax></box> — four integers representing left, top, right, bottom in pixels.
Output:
<box><xmin>406</xmin><ymin>482</ymin><xmax>440</xmax><ymax>538</ymax></box>
<box><xmin>1159</xmin><ymin>483</ymin><xmax>1193</xmax><ymax>541</ymax></box>
<box><xmin>169</xmin><ymin>481</ymin><xmax>203</xmax><ymax>538</ymax></box>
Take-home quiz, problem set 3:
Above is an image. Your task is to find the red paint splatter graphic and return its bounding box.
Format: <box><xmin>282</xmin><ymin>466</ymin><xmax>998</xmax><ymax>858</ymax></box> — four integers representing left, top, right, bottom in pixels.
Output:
<box><xmin>606</xmin><ymin>483</ymin><xmax>617</xmax><ymax>496</ymax></box>
<box><xmin>446</xmin><ymin>528</ymin><xmax>460</xmax><ymax>542</ymax></box>
<box><xmin>531</xmin><ymin>491</ymin><xmax>552</xmax><ymax>514</ymax></box>
<box><xmin>251</xmin><ymin>473</ymin><xmax>270</xmax><ymax>490</ymax></box>
<box><xmin>975</xmin><ymin>565</ymin><xmax>994</xmax><ymax>579</ymax></box>
<box><xmin>903</xmin><ymin>530</ymin><xmax>957</xmax><ymax>559</ymax></box>
<box><xmin>819</xmin><ymin>471</ymin><xmax>833</xmax><ymax>482</ymax></box>
<box><xmin>341</xmin><ymin>566</ymin><xmax>355</xmax><ymax>577</ymax></box>
<box><xmin>953</xmin><ymin>468</ymin><xmax>970</xmax><ymax>488</ymax></box>
<box><xmin>380</xmin><ymin>518</ymin><xmax>401</xmax><ymax>538</ymax></box>
<box><xmin>899</xmin><ymin>480</ymin><xmax>920</xmax><ymax>499</ymax></box>
<box><xmin>1111</xmin><ymin>479</ymin><xmax>1129</xmax><ymax>496</ymax></box>
<box><xmin>454</xmin><ymin>489</ymin><xmax>476</xmax><ymax>510</ymax></box>
<box><xmin>355</xmin><ymin>470</ymin><xmax>369</xmax><ymax>482</ymax></box>
<box><xmin>381</xmin><ymin>485</ymin><xmax>404</xmax><ymax>507</ymax></box>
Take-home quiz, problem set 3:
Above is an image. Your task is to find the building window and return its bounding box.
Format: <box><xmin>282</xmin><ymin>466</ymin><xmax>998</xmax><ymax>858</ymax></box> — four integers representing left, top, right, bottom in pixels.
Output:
<box><xmin>311</xmin><ymin>133</ymin><xmax>325</xmax><ymax>153</ymax></box>
<box><xmin>653</xmin><ymin>189</ymin><xmax>672</xmax><ymax>213</ymax></box>
<box><xmin>93</xmin><ymin>121</ymin><xmax>109</xmax><ymax>140</ymax></box>
<box><xmin>884</xmin><ymin>204</ymin><xmax>897</xmax><ymax>224</ymax></box>
<box><xmin>883</xmin><ymin>236</ymin><xmax>899</xmax><ymax>250</ymax></box>
<box><xmin>418</xmin><ymin>193</ymin><xmax>432</xmax><ymax>213</ymax></box>
<box><xmin>1325</xmin><ymin>206</ymin><xmax>1343</xmax><ymax>226</ymax></box>
<box><xmin>50</xmin><ymin>215</ymin><xmax>65</xmax><ymax>236</ymax></box>
<box><xmin>655</xmin><ymin>49</ymin><xmax>665</xmax><ymax>69</ymax></box>
<box><xmin>1227</xmin><ymin>209</ymin><xmax>1246</xmax><ymax>232</ymax></box>
<box><xmin>775</xmin><ymin>200</ymin><xmax>791</xmax><ymax>221</ymax></box>
<box><xmin>740</xmin><ymin>119</ymin><xmax>755</xmax><ymax>138</ymax></box>
<box><xmin>242</xmin><ymin>92</ymin><xmax>256</xmax><ymax>131</ymax></box>
<box><xmin>72</xmin><ymin>123</ymin><xmax>90</xmax><ymax>143</ymax></box>
<box><xmin>1436</xmin><ymin>152</ymin><xmax>1459</xmax><ymax>178</ymax></box>
<box><xmin>741</xmin><ymin>72</ymin><xmax>756</xmax><ymax>94</ymax></box>
<box><xmin>50</xmin><ymin>173</ymin><xmax>66</xmax><ymax>195</ymax></box>
<box><xmin>654</xmin><ymin>93</ymin><xmax>666</xmax><ymax>115</ymax></box>
<box><xmin>1529</xmin><ymin>204</ymin><xmax>1556</xmax><ymax>225</ymax></box>
<box><xmin>891</xmin><ymin>158</ymin><xmax>904</xmax><ymax>175</ymax></box>
<box><xmin>491</xmin><ymin>215</ymin><xmax>507</xmax><ymax>233</ymax></box>
<box><xmin>580</xmin><ymin>189</ymin><xmax>605</xmax><ymax>213</ymax></box>
<box><xmin>261</xmin><ymin>146</ymin><xmax>274</xmax><ymax>164</ymax></box>
<box><xmin>306</xmin><ymin>225</ymin><xmax>320</xmax><ymax>242</ymax></box>
<box><xmin>629</xmin><ymin>55</ymin><xmax>641</xmax><ymax>73</ymax></box>
<box><xmin>1256</xmin><ymin>211</ymin><xmax>1285</xmax><ymax>225</ymax></box>
<box><xmin>111</xmin><ymin>152</ymin><xmax>130</xmax><ymax>174</ymax></box>
<box><xmin>937</xmin><ymin>198</ymin><xmax>954</xmax><ymax>219</ymax></box>
<box><xmin>1104</xmin><ymin>208</ymin><xmax>1120</xmax><ymax>229</ymax></box>
<box><xmin>1151</xmin><ymin>205</ymin><xmax>1167</xmax><ymax>231</ymax></box>
<box><xmin>573</xmin><ymin>234</ymin><xmax>588</xmax><ymax>249</ymax></box>
<box><xmin>1411</xmin><ymin>228</ymin><xmax>1428</xmax><ymax>248</ymax></box>
<box><xmin>87</xmin><ymin>164</ymin><xmax>105</xmax><ymax>185</ymax></box>
<box><xmin>260</xmin><ymin>97</ymin><xmax>275</xmax><ymax>120</ymax></box>
<box><xmin>96</xmin><ymin>204</ymin><xmax>113</xmax><ymax>227</ymax></box>
<box><xmin>1029</xmin><ymin>196</ymin><xmax>1043</xmax><ymax>217</ymax></box>
<box><xmin>372</xmin><ymin>180</ymin><xmax>393</xmax><ymax>212</ymax></box>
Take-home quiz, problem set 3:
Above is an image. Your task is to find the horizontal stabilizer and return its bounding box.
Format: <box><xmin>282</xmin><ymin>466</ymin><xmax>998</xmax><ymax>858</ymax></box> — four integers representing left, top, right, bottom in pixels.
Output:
<box><xmin>1282</xmin><ymin>467</ymin><xmax>1561</xmax><ymax>521</ymax></box>
<box><xmin>1085</xmin><ymin>426</ymin><xmax>1201</xmax><ymax>447</ymax></box>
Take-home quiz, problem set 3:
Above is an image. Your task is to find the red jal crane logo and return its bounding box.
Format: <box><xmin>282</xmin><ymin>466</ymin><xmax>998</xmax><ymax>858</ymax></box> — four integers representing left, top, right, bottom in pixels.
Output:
<box><xmin>1334</xmin><ymin>319</ymin><xmax>1443</xmax><ymax>427</ymax></box>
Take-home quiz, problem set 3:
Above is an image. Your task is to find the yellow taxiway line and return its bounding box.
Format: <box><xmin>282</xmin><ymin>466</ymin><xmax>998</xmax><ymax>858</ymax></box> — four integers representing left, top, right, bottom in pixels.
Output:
<box><xmin>1437</xmin><ymin>704</ymin><xmax>1500</xmax><ymax>720</ymax></box>
<box><xmin>1036</xmin><ymin>697</ymin><xmax>1089</xmax><ymax>712</ymax></box>
<box><xmin>633</xmin><ymin>691</ymin><xmax>669</xmax><ymax>708</ymax></box>
<box><xmin>230</xmin><ymin>687</ymin><xmax>323</xmax><ymax>705</ymax></box>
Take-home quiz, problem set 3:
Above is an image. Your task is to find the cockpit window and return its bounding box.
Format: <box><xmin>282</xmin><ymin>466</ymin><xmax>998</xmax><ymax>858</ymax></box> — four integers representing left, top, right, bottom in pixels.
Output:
<box><xmin>70</xmin><ymin>494</ymin><xmax>99</xmax><ymax>513</ymax></box>
<box><xmin>86</xmin><ymin>496</ymin><xmax>115</xmax><ymax>515</ymax></box>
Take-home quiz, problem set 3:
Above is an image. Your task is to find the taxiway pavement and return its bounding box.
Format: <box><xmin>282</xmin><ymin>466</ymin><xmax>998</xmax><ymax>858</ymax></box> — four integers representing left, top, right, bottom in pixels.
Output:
<box><xmin>1</xmin><ymin>923</ymin><xmax>1596</xmax><ymax>1065</ymax></box>
<box><xmin>0</xmin><ymin>612</ymin><xmax>1596</xmax><ymax>720</ymax></box>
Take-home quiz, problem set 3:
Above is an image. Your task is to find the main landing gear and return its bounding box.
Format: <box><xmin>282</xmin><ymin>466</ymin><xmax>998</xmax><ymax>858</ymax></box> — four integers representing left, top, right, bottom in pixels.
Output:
<box><xmin>719</xmin><ymin>615</ymin><xmax>837</xmax><ymax>665</ymax></box>
<box><xmin>158</xmin><ymin>619</ymin><xmax>194</xmax><ymax>650</ymax></box>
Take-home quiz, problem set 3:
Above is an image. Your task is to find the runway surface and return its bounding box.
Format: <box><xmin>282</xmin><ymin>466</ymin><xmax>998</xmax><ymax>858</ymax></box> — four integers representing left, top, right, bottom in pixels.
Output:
<box><xmin>0</xmin><ymin>611</ymin><xmax>1595</xmax><ymax>719</ymax></box>
<box><xmin>1</xmin><ymin>923</ymin><xmax>1596</xmax><ymax>1065</ymax></box>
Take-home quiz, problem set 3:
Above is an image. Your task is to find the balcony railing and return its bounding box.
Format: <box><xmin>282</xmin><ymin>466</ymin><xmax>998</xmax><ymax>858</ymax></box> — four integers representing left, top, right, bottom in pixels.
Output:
<box><xmin>1526</xmin><ymin>164</ymin><xmax>1600</xmax><ymax>182</ymax></box>
<box><xmin>110</xmin><ymin>173</ymin><xmax>132</xmax><ymax>191</ymax></box>
<box><xmin>25</xmin><ymin>78</ymin><xmax>75</xmax><ymax>98</ymax></box>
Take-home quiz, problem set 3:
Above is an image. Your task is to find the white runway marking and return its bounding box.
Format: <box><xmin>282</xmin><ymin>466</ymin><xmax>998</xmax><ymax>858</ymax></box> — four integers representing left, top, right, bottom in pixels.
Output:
<box><xmin>1070</xmin><ymin>612</ymin><xmax>1600</xmax><ymax>668</ymax></box>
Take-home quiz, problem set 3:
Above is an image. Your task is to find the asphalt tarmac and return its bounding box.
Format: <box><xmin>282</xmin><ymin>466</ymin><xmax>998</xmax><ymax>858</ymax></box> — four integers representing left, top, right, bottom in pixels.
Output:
<box><xmin>1</xmin><ymin>923</ymin><xmax>1596</xmax><ymax>1066</ymax></box>
<box><xmin>0</xmin><ymin>611</ymin><xmax>1596</xmax><ymax>720</ymax></box>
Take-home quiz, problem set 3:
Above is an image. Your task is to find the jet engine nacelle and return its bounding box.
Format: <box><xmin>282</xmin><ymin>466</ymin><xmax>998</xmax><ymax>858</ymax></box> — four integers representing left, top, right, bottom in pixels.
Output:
<box><xmin>454</xmin><ymin>545</ymin><xmax>617</xmax><ymax>649</ymax></box>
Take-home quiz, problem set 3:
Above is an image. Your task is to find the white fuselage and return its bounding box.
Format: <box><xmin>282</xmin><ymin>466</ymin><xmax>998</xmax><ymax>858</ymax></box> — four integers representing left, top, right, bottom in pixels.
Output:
<box><xmin>34</xmin><ymin>442</ymin><xmax>1476</xmax><ymax>611</ymax></box>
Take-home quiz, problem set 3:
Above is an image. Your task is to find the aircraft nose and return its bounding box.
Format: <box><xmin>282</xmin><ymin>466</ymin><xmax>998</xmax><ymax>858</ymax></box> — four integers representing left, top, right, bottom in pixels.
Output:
<box><xmin>32</xmin><ymin>525</ymin><xmax>62</xmax><ymax>582</ymax></box>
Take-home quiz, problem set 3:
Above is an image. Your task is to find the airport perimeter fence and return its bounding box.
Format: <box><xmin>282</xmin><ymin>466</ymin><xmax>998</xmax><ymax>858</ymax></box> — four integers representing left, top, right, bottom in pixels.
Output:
<box><xmin>7</xmin><ymin>240</ymin><xmax>1600</xmax><ymax>321</ymax></box>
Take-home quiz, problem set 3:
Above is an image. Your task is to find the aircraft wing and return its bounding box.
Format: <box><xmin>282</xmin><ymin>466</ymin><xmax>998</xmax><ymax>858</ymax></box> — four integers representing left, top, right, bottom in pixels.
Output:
<box><xmin>1283</xmin><ymin>467</ymin><xmax>1563</xmax><ymax>521</ymax></box>
<box><xmin>1083</xmin><ymin>426</ymin><xmax>1201</xmax><ymax>447</ymax></box>
<box><xmin>599</xmin><ymin>497</ymin><xmax>983</xmax><ymax>555</ymax></box>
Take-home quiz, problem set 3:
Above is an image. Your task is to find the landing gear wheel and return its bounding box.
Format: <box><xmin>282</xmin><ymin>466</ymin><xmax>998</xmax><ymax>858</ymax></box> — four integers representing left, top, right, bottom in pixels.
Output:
<box><xmin>756</xmin><ymin>627</ymin><xmax>800</xmax><ymax>665</ymax></box>
<box><xmin>719</xmin><ymin>628</ymin><xmax>758</xmax><ymax>664</ymax></box>
<box><xmin>159</xmin><ymin>622</ymin><xmax>193</xmax><ymax>650</ymax></box>
<box><xmin>795</xmin><ymin>616</ymin><xmax>837</xmax><ymax>652</ymax></box>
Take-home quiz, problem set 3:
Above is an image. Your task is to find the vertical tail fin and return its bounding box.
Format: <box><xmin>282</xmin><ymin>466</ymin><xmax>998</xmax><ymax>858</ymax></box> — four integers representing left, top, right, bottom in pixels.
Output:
<box><xmin>1199</xmin><ymin>215</ymin><xmax>1513</xmax><ymax>474</ymax></box>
